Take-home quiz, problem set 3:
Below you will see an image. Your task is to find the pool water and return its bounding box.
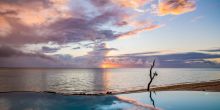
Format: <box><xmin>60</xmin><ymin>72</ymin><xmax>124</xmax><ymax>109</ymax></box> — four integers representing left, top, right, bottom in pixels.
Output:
<box><xmin>0</xmin><ymin>91</ymin><xmax>220</xmax><ymax>110</ymax></box>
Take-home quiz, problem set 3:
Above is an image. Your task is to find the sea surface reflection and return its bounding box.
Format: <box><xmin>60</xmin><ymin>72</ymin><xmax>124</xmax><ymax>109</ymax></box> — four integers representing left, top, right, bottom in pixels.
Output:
<box><xmin>0</xmin><ymin>68</ymin><xmax>220</xmax><ymax>93</ymax></box>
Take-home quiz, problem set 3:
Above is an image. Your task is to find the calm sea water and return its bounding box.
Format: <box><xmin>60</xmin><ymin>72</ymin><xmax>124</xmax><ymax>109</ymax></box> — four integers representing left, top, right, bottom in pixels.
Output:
<box><xmin>0</xmin><ymin>68</ymin><xmax>220</xmax><ymax>94</ymax></box>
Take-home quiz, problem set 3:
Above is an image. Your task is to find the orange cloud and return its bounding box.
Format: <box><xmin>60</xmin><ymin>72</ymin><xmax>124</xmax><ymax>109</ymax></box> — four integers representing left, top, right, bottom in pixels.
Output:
<box><xmin>0</xmin><ymin>17</ymin><xmax>11</xmax><ymax>37</ymax></box>
<box><xmin>112</xmin><ymin>0</ymin><xmax>150</xmax><ymax>9</ymax></box>
<box><xmin>158</xmin><ymin>0</ymin><xmax>196</xmax><ymax>16</ymax></box>
<box><xmin>205</xmin><ymin>58</ymin><xmax>220</xmax><ymax>64</ymax></box>
<box><xmin>0</xmin><ymin>0</ymin><xmax>71</xmax><ymax>26</ymax></box>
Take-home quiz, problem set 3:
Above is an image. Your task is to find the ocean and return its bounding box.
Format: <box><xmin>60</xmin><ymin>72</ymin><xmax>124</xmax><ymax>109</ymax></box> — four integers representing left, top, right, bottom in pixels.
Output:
<box><xmin>0</xmin><ymin>68</ymin><xmax>220</xmax><ymax>94</ymax></box>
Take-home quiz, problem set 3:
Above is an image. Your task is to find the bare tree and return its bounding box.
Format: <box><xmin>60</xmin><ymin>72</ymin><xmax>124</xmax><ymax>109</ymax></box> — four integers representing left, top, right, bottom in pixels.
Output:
<box><xmin>147</xmin><ymin>59</ymin><xmax>158</xmax><ymax>91</ymax></box>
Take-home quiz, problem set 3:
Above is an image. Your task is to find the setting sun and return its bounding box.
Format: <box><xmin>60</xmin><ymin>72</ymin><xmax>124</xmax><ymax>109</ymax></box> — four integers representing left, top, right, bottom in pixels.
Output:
<box><xmin>101</xmin><ymin>62</ymin><xmax>121</xmax><ymax>68</ymax></box>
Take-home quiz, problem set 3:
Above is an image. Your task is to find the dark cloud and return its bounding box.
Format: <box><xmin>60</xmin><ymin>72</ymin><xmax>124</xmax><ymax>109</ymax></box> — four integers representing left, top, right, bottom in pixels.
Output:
<box><xmin>98</xmin><ymin>48</ymin><xmax>118</xmax><ymax>51</ymax></box>
<box><xmin>0</xmin><ymin>10</ymin><xmax>17</xmax><ymax>16</ymax></box>
<box><xmin>45</xmin><ymin>17</ymin><xmax>117</xmax><ymax>44</ymax></box>
<box><xmin>154</xmin><ymin>52</ymin><xmax>220</xmax><ymax>61</ymax></box>
<box><xmin>0</xmin><ymin>45</ymin><xmax>23</xmax><ymax>57</ymax></box>
<box><xmin>72</xmin><ymin>47</ymin><xmax>81</xmax><ymax>50</ymax></box>
<box><xmin>89</xmin><ymin>0</ymin><xmax>111</xmax><ymax>7</ymax></box>
<box><xmin>106</xmin><ymin>52</ymin><xmax>220</xmax><ymax>68</ymax></box>
<box><xmin>87</xmin><ymin>43</ymin><xmax>115</xmax><ymax>57</ymax></box>
<box><xmin>117</xmin><ymin>51</ymin><xmax>160</xmax><ymax>56</ymax></box>
<box><xmin>0</xmin><ymin>56</ymin><xmax>56</xmax><ymax>68</ymax></box>
<box><xmin>0</xmin><ymin>45</ymin><xmax>54</xmax><ymax>61</ymax></box>
<box><xmin>152</xmin><ymin>52</ymin><xmax>219</xmax><ymax>68</ymax></box>
<box><xmin>68</xmin><ymin>43</ymin><xmax>118</xmax><ymax>68</ymax></box>
<box><xmin>41</xmin><ymin>46</ymin><xmax>60</xmax><ymax>53</ymax></box>
<box><xmin>94</xmin><ymin>43</ymin><xmax>118</xmax><ymax>51</ymax></box>
<box><xmin>200</xmin><ymin>48</ymin><xmax>220</xmax><ymax>52</ymax></box>
<box><xmin>1</xmin><ymin>49</ymin><xmax>219</xmax><ymax>68</ymax></box>
<box><xmin>0</xmin><ymin>10</ymin><xmax>119</xmax><ymax>45</ymax></box>
<box><xmin>0</xmin><ymin>45</ymin><xmax>61</xmax><ymax>67</ymax></box>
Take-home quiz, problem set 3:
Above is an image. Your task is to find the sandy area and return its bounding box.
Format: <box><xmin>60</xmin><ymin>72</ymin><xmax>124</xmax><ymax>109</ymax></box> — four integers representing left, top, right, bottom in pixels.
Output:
<box><xmin>107</xmin><ymin>80</ymin><xmax>220</xmax><ymax>95</ymax></box>
<box><xmin>152</xmin><ymin>80</ymin><xmax>220</xmax><ymax>92</ymax></box>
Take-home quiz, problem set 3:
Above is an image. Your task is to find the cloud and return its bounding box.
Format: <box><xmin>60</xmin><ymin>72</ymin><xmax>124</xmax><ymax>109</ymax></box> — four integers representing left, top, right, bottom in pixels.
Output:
<box><xmin>0</xmin><ymin>0</ymin><xmax>70</xmax><ymax>44</ymax></box>
<box><xmin>57</xmin><ymin>52</ymin><xmax>220</xmax><ymax>68</ymax></box>
<box><xmin>83</xmin><ymin>43</ymin><xmax>117</xmax><ymax>67</ymax></box>
<box><xmin>89</xmin><ymin>0</ymin><xmax>112</xmax><ymax>7</ymax></box>
<box><xmin>41</xmin><ymin>46</ymin><xmax>60</xmax><ymax>53</ymax></box>
<box><xmin>105</xmin><ymin>52</ymin><xmax>220</xmax><ymax>68</ymax></box>
<box><xmin>158</xmin><ymin>0</ymin><xmax>196</xmax><ymax>16</ymax></box>
<box><xmin>118</xmin><ymin>24</ymin><xmax>163</xmax><ymax>38</ymax></box>
<box><xmin>52</xmin><ymin>43</ymin><xmax>119</xmax><ymax>68</ymax></box>
<box><xmin>111</xmin><ymin>0</ymin><xmax>150</xmax><ymax>9</ymax></box>
<box><xmin>0</xmin><ymin>17</ymin><xmax>12</xmax><ymax>37</ymax></box>
<box><xmin>0</xmin><ymin>0</ymin><xmax>71</xmax><ymax>26</ymax></box>
<box><xmin>0</xmin><ymin>16</ymin><xmax>116</xmax><ymax>45</ymax></box>
<box><xmin>72</xmin><ymin>47</ymin><xmax>81</xmax><ymax>50</ymax></box>
<box><xmin>0</xmin><ymin>0</ymin><xmax>168</xmax><ymax>46</ymax></box>
<box><xmin>90</xmin><ymin>0</ymin><xmax>150</xmax><ymax>10</ymax></box>
<box><xmin>1</xmin><ymin>45</ymin><xmax>220</xmax><ymax>68</ymax></box>
<box><xmin>153</xmin><ymin>52</ymin><xmax>220</xmax><ymax>67</ymax></box>
<box><xmin>0</xmin><ymin>10</ymin><xmax>17</xmax><ymax>16</ymax></box>
<box><xmin>116</xmin><ymin>51</ymin><xmax>161</xmax><ymax>56</ymax></box>
<box><xmin>205</xmin><ymin>58</ymin><xmax>220</xmax><ymax>64</ymax></box>
<box><xmin>0</xmin><ymin>0</ymin><xmax>122</xmax><ymax>45</ymax></box>
<box><xmin>0</xmin><ymin>0</ymin><xmax>197</xmax><ymax>45</ymax></box>
<box><xmin>0</xmin><ymin>0</ymin><xmax>200</xmax><ymax>68</ymax></box>
<box><xmin>0</xmin><ymin>45</ymin><xmax>54</xmax><ymax>61</ymax></box>
<box><xmin>199</xmin><ymin>48</ymin><xmax>220</xmax><ymax>52</ymax></box>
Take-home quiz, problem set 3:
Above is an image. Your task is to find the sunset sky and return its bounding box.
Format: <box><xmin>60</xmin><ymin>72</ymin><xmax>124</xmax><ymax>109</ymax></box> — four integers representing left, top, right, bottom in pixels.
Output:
<box><xmin>0</xmin><ymin>0</ymin><xmax>220</xmax><ymax>68</ymax></box>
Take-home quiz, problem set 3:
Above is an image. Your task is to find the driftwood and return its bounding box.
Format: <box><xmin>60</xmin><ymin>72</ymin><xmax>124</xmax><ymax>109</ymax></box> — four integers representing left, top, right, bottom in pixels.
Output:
<box><xmin>147</xmin><ymin>59</ymin><xmax>158</xmax><ymax>91</ymax></box>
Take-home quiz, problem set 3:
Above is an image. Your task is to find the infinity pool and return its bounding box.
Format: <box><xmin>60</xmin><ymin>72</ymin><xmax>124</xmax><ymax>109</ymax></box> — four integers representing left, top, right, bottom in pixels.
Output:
<box><xmin>0</xmin><ymin>91</ymin><xmax>220</xmax><ymax>110</ymax></box>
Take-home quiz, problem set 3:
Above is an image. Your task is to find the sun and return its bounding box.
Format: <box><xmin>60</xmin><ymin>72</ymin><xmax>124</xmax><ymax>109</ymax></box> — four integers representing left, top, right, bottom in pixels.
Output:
<box><xmin>101</xmin><ymin>62</ymin><xmax>121</xmax><ymax>68</ymax></box>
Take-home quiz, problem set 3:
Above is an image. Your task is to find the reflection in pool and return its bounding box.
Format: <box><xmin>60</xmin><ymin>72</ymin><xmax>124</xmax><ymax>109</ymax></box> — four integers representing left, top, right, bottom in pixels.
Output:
<box><xmin>0</xmin><ymin>91</ymin><xmax>220</xmax><ymax>110</ymax></box>
<box><xmin>149</xmin><ymin>91</ymin><xmax>156</xmax><ymax>108</ymax></box>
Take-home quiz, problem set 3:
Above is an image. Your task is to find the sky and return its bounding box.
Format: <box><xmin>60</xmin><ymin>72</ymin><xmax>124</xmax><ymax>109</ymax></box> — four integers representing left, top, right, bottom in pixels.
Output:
<box><xmin>0</xmin><ymin>0</ymin><xmax>220</xmax><ymax>68</ymax></box>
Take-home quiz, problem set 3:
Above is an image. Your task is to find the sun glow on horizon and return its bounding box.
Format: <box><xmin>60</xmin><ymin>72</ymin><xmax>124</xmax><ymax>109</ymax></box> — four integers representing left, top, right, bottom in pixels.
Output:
<box><xmin>101</xmin><ymin>62</ymin><xmax>122</xmax><ymax>68</ymax></box>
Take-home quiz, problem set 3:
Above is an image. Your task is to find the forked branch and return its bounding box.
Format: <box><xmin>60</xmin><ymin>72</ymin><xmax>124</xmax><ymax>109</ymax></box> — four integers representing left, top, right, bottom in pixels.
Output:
<box><xmin>147</xmin><ymin>59</ymin><xmax>158</xmax><ymax>91</ymax></box>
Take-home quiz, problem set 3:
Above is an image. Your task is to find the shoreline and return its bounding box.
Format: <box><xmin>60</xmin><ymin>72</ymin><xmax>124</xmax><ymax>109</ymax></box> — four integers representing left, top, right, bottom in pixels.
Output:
<box><xmin>0</xmin><ymin>80</ymin><xmax>220</xmax><ymax>95</ymax></box>
<box><xmin>152</xmin><ymin>80</ymin><xmax>220</xmax><ymax>92</ymax></box>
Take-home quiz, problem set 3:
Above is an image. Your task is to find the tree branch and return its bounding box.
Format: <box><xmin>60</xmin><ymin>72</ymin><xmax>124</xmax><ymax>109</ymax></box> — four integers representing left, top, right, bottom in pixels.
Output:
<box><xmin>147</xmin><ymin>59</ymin><xmax>157</xmax><ymax>91</ymax></box>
